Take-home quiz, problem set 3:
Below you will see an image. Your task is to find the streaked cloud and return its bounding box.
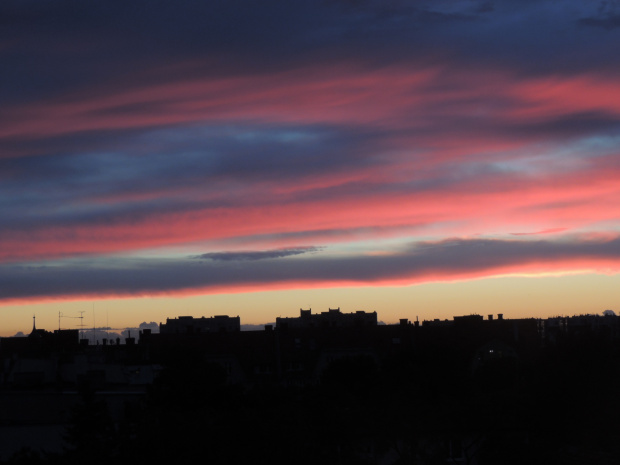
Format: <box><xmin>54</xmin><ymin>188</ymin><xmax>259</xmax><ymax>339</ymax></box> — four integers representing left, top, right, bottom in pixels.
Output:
<box><xmin>194</xmin><ymin>247</ymin><xmax>322</xmax><ymax>261</ymax></box>
<box><xmin>579</xmin><ymin>1</ymin><xmax>620</xmax><ymax>29</ymax></box>
<box><xmin>1</xmin><ymin>0</ymin><xmax>619</xmax><ymax>310</ymax></box>
<box><xmin>1</xmin><ymin>235</ymin><xmax>619</xmax><ymax>303</ymax></box>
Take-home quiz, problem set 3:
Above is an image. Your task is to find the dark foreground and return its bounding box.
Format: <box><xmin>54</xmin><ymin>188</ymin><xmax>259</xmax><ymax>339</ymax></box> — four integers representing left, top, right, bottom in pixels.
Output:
<box><xmin>2</xmin><ymin>319</ymin><xmax>620</xmax><ymax>464</ymax></box>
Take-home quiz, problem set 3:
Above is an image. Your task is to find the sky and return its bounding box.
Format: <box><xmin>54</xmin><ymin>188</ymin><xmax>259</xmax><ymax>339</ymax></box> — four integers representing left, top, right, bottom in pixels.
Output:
<box><xmin>1</xmin><ymin>0</ymin><xmax>620</xmax><ymax>336</ymax></box>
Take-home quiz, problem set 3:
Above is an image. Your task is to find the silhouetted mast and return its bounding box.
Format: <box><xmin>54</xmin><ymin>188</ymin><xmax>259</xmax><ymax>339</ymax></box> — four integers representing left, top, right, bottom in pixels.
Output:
<box><xmin>92</xmin><ymin>304</ymin><xmax>96</xmax><ymax>345</ymax></box>
<box><xmin>77</xmin><ymin>311</ymin><xmax>86</xmax><ymax>339</ymax></box>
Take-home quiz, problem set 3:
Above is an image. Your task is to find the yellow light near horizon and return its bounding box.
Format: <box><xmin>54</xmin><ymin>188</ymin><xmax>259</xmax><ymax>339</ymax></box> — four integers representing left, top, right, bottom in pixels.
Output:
<box><xmin>0</xmin><ymin>273</ymin><xmax>618</xmax><ymax>337</ymax></box>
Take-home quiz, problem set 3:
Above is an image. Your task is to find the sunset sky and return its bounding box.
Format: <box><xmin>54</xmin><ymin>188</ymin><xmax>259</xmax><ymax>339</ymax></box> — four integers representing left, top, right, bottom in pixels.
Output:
<box><xmin>1</xmin><ymin>0</ymin><xmax>620</xmax><ymax>336</ymax></box>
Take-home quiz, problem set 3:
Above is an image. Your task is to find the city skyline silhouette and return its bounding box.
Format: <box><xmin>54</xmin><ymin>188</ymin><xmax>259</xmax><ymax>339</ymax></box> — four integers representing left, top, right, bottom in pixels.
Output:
<box><xmin>1</xmin><ymin>0</ymin><xmax>619</xmax><ymax>336</ymax></box>
<box><xmin>2</xmin><ymin>1</ymin><xmax>620</xmax><ymax>462</ymax></box>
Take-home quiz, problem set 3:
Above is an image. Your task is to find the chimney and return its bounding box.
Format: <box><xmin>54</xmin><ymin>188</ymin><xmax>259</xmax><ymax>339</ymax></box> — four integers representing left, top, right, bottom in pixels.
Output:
<box><xmin>498</xmin><ymin>314</ymin><xmax>503</xmax><ymax>321</ymax></box>
<box><xmin>488</xmin><ymin>314</ymin><xmax>494</xmax><ymax>321</ymax></box>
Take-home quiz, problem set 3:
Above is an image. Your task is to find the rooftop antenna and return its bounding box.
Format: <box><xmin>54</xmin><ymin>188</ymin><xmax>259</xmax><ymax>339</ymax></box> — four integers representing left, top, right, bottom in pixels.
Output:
<box><xmin>77</xmin><ymin>311</ymin><xmax>86</xmax><ymax>339</ymax></box>
<box><xmin>92</xmin><ymin>303</ymin><xmax>96</xmax><ymax>345</ymax></box>
<box><xmin>59</xmin><ymin>312</ymin><xmax>88</xmax><ymax>333</ymax></box>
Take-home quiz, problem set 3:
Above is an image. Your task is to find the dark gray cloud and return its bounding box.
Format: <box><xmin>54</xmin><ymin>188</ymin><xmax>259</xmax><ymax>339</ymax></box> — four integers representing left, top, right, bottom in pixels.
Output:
<box><xmin>513</xmin><ymin>112</ymin><xmax>620</xmax><ymax>139</ymax></box>
<box><xmin>195</xmin><ymin>247</ymin><xmax>322</xmax><ymax>261</ymax></box>
<box><xmin>579</xmin><ymin>0</ymin><xmax>620</xmax><ymax>29</ymax></box>
<box><xmin>1</xmin><ymin>236</ymin><xmax>619</xmax><ymax>301</ymax></box>
<box><xmin>0</xmin><ymin>124</ymin><xmax>385</xmax><ymax>233</ymax></box>
<box><xmin>1</xmin><ymin>0</ymin><xmax>618</xmax><ymax>108</ymax></box>
<box><xmin>580</xmin><ymin>14</ymin><xmax>620</xmax><ymax>29</ymax></box>
<box><xmin>1</xmin><ymin>124</ymin><xmax>383</xmax><ymax>183</ymax></box>
<box><xmin>475</xmin><ymin>1</ymin><xmax>495</xmax><ymax>14</ymax></box>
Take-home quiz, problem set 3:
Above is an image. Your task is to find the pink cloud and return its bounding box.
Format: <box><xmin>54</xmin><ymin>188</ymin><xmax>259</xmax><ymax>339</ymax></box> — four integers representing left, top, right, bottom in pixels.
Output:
<box><xmin>3</xmin><ymin>64</ymin><xmax>619</xmax><ymax>151</ymax></box>
<box><xmin>511</xmin><ymin>228</ymin><xmax>568</xmax><ymax>236</ymax></box>
<box><xmin>2</xmin><ymin>62</ymin><xmax>620</xmax><ymax>280</ymax></box>
<box><xmin>2</xmin><ymin>235</ymin><xmax>620</xmax><ymax>305</ymax></box>
<box><xmin>2</xmin><ymin>157</ymin><xmax>619</xmax><ymax>263</ymax></box>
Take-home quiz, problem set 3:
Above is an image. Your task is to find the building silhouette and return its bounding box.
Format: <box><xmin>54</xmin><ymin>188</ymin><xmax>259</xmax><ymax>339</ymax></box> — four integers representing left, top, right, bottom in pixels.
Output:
<box><xmin>275</xmin><ymin>307</ymin><xmax>377</xmax><ymax>329</ymax></box>
<box><xmin>160</xmin><ymin>315</ymin><xmax>240</xmax><ymax>334</ymax></box>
